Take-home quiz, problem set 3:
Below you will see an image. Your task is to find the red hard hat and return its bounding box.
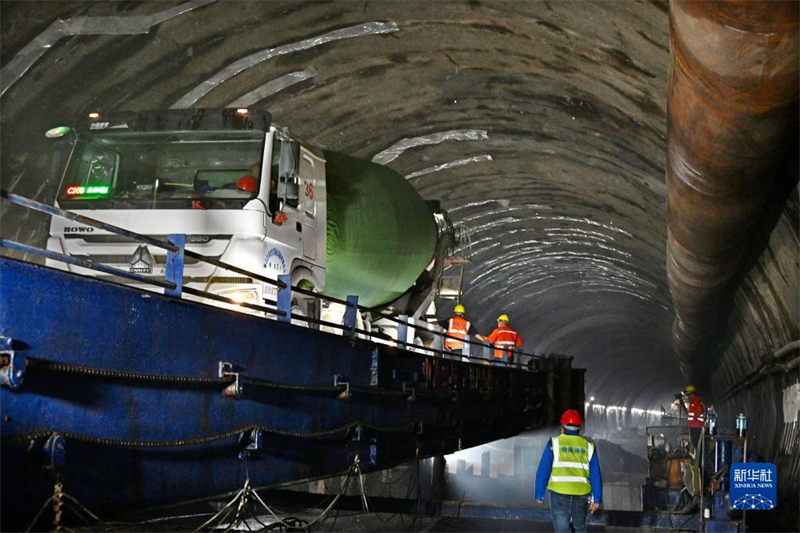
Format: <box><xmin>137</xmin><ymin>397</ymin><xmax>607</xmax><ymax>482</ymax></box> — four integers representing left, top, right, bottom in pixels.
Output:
<box><xmin>560</xmin><ymin>409</ymin><xmax>582</xmax><ymax>427</ymax></box>
<box><xmin>236</xmin><ymin>175</ymin><xmax>258</xmax><ymax>193</ymax></box>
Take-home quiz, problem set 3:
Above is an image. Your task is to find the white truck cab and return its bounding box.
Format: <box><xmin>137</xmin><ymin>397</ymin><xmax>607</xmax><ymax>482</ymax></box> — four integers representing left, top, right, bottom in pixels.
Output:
<box><xmin>47</xmin><ymin>109</ymin><xmax>326</xmax><ymax>314</ymax></box>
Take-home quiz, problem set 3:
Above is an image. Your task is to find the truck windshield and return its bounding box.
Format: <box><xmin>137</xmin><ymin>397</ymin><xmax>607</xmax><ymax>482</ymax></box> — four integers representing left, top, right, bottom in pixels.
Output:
<box><xmin>57</xmin><ymin>130</ymin><xmax>265</xmax><ymax>209</ymax></box>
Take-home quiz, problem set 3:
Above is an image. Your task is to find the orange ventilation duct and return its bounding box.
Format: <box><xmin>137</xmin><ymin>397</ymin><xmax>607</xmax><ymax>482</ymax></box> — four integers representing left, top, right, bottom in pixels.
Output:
<box><xmin>666</xmin><ymin>0</ymin><xmax>799</xmax><ymax>382</ymax></box>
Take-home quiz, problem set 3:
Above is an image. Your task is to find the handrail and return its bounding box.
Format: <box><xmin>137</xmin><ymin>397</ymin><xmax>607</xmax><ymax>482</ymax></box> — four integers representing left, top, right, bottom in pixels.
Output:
<box><xmin>0</xmin><ymin>239</ymin><xmax>177</xmax><ymax>291</ymax></box>
<box><xmin>0</xmin><ymin>191</ymin><xmax>180</xmax><ymax>253</ymax></box>
<box><xmin>0</xmin><ymin>190</ymin><xmax>543</xmax><ymax>368</ymax></box>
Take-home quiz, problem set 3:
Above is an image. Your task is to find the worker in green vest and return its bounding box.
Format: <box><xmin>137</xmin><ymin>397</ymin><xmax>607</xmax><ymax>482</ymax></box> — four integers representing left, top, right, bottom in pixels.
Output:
<box><xmin>535</xmin><ymin>409</ymin><xmax>603</xmax><ymax>532</ymax></box>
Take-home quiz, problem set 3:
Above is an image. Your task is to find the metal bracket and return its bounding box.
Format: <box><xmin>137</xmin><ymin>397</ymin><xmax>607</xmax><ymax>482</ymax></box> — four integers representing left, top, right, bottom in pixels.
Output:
<box><xmin>433</xmin><ymin>326</ymin><xmax>444</xmax><ymax>355</ymax></box>
<box><xmin>219</xmin><ymin>362</ymin><xmax>243</xmax><ymax>398</ymax></box>
<box><xmin>334</xmin><ymin>375</ymin><xmax>351</xmax><ymax>401</ymax></box>
<box><xmin>462</xmin><ymin>336</ymin><xmax>471</xmax><ymax>358</ymax></box>
<box><xmin>343</xmin><ymin>295</ymin><xmax>359</xmax><ymax>337</ymax></box>
<box><xmin>353</xmin><ymin>425</ymin><xmax>378</xmax><ymax>467</ymax></box>
<box><xmin>397</xmin><ymin>314</ymin><xmax>409</xmax><ymax>349</ymax></box>
<box><xmin>164</xmin><ymin>234</ymin><xmax>185</xmax><ymax>298</ymax></box>
<box><xmin>370</xmin><ymin>349</ymin><xmax>379</xmax><ymax>387</ymax></box>
<box><xmin>277</xmin><ymin>274</ymin><xmax>292</xmax><ymax>323</ymax></box>
<box><xmin>0</xmin><ymin>338</ymin><xmax>26</xmax><ymax>389</ymax></box>
<box><xmin>403</xmin><ymin>383</ymin><xmax>417</xmax><ymax>403</ymax></box>
<box><xmin>43</xmin><ymin>433</ymin><xmax>66</xmax><ymax>470</ymax></box>
<box><xmin>238</xmin><ymin>427</ymin><xmax>263</xmax><ymax>460</ymax></box>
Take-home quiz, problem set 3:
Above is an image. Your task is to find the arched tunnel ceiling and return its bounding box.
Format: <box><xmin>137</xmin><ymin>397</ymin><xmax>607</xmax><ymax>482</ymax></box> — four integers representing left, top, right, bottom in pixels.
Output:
<box><xmin>1</xmin><ymin>0</ymin><xmax>774</xmax><ymax>410</ymax></box>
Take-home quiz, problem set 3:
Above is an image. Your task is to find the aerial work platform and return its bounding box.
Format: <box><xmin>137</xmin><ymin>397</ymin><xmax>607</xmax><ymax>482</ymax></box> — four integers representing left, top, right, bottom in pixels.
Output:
<box><xmin>0</xmin><ymin>193</ymin><xmax>582</xmax><ymax>530</ymax></box>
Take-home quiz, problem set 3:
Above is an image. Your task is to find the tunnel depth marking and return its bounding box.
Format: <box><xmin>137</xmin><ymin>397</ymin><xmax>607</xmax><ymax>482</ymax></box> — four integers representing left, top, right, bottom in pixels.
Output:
<box><xmin>405</xmin><ymin>155</ymin><xmax>493</xmax><ymax>180</ymax></box>
<box><xmin>227</xmin><ymin>66</ymin><xmax>319</xmax><ymax>107</ymax></box>
<box><xmin>372</xmin><ymin>130</ymin><xmax>489</xmax><ymax>165</ymax></box>
<box><xmin>171</xmin><ymin>21</ymin><xmax>399</xmax><ymax>109</ymax></box>
<box><xmin>0</xmin><ymin>0</ymin><xmax>217</xmax><ymax>97</ymax></box>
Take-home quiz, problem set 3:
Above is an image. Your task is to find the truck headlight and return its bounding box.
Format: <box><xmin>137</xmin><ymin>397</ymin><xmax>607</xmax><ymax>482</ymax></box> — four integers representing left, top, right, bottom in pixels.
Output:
<box><xmin>214</xmin><ymin>288</ymin><xmax>259</xmax><ymax>306</ymax></box>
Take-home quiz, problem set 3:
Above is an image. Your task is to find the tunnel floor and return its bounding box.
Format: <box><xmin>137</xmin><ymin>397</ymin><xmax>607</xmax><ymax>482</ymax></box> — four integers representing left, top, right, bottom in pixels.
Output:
<box><xmin>69</xmin><ymin>510</ymin><xmax>620</xmax><ymax>532</ymax></box>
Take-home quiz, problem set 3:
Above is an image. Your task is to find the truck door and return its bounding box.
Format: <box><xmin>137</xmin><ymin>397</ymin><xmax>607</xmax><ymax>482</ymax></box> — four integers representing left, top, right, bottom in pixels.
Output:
<box><xmin>299</xmin><ymin>152</ymin><xmax>317</xmax><ymax>261</ymax></box>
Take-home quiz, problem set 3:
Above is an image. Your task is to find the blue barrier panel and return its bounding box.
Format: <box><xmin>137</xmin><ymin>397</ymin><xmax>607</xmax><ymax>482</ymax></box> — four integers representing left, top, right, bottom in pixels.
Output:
<box><xmin>0</xmin><ymin>258</ymin><xmax>565</xmax><ymax>530</ymax></box>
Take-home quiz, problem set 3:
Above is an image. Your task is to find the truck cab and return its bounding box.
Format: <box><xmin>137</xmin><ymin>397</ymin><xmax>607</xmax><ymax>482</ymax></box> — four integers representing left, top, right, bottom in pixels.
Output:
<box><xmin>47</xmin><ymin>109</ymin><xmax>326</xmax><ymax>313</ymax></box>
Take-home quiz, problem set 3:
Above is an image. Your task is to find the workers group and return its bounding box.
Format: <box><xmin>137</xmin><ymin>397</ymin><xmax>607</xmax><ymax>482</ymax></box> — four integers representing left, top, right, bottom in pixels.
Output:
<box><xmin>442</xmin><ymin>303</ymin><xmax>523</xmax><ymax>363</ymax></box>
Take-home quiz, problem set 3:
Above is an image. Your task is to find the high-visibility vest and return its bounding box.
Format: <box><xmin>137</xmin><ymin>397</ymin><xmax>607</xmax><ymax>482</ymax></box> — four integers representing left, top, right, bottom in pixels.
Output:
<box><xmin>487</xmin><ymin>325</ymin><xmax>522</xmax><ymax>358</ymax></box>
<box><xmin>445</xmin><ymin>316</ymin><xmax>471</xmax><ymax>350</ymax></box>
<box><xmin>687</xmin><ymin>396</ymin><xmax>705</xmax><ymax>428</ymax></box>
<box><xmin>546</xmin><ymin>434</ymin><xmax>593</xmax><ymax>496</ymax></box>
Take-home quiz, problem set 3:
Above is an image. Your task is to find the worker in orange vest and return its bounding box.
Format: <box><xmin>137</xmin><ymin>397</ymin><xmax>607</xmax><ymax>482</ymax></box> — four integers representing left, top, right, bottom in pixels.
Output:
<box><xmin>682</xmin><ymin>384</ymin><xmax>705</xmax><ymax>450</ymax></box>
<box><xmin>440</xmin><ymin>303</ymin><xmax>484</xmax><ymax>353</ymax></box>
<box><xmin>485</xmin><ymin>314</ymin><xmax>523</xmax><ymax>364</ymax></box>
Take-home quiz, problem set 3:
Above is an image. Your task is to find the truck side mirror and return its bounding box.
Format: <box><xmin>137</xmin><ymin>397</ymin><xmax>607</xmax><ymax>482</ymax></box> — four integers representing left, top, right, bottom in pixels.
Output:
<box><xmin>278</xmin><ymin>139</ymin><xmax>300</xmax><ymax>180</ymax></box>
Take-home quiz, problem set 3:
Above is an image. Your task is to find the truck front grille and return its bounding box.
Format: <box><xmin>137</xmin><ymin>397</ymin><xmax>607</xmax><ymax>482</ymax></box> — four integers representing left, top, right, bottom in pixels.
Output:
<box><xmin>72</xmin><ymin>254</ymin><xmax>205</xmax><ymax>265</ymax></box>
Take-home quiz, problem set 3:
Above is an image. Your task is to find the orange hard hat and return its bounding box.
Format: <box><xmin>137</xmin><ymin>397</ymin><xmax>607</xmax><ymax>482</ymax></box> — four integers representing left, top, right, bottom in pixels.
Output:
<box><xmin>236</xmin><ymin>175</ymin><xmax>258</xmax><ymax>193</ymax></box>
<box><xmin>560</xmin><ymin>409</ymin><xmax>583</xmax><ymax>427</ymax></box>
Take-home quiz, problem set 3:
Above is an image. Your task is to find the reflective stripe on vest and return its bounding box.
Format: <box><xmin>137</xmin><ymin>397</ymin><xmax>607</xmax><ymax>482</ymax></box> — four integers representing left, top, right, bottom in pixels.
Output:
<box><xmin>547</xmin><ymin>435</ymin><xmax>592</xmax><ymax>496</ymax></box>
<box><xmin>688</xmin><ymin>398</ymin><xmax>705</xmax><ymax>428</ymax></box>
<box><xmin>445</xmin><ymin>317</ymin><xmax>471</xmax><ymax>349</ymax></box>
<box><xmin>493</xmin><ymin>334</ymin><xmax>518</xmax><ymax>358</ymax></box>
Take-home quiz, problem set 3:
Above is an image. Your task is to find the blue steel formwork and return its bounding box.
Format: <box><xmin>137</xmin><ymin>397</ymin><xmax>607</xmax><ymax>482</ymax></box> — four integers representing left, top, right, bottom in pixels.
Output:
<box><xmin>0</xmin><ymin>257</ymin><xmax>577</xmax><ymax>530</ymax></box>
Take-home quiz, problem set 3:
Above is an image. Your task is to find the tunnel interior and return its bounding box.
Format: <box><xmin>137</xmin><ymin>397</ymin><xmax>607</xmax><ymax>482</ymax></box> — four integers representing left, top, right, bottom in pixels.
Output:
<box><xmin>1</xmin><ymin>0</ymin><xmax>797</xmax><ymax>528</ymax></box>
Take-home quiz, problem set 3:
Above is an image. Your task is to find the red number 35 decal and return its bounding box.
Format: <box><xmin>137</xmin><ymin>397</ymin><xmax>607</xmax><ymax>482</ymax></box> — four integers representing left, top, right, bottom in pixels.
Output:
<box><xmin>304</xmin><ymin>181</ymin><xmax>314</xmax><ymax>199</ymax></box>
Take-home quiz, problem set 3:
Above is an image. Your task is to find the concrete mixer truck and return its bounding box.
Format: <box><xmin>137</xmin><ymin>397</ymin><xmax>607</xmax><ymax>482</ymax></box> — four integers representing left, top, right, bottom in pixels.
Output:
<box><xmin>45</xmin><ymin>108</ymin><xmax>461</xmax><ymax>341</ymax></box>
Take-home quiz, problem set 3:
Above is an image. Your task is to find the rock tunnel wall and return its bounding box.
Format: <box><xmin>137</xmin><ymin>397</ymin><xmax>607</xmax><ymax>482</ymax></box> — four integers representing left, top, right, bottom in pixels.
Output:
<box><xmin>711</xmin><ymin>159</ymin><xmax>799</xmax><ymax>530</ymax></box>
<box><xmin>0</xmin><ymin>1</ymin><xmax>798</xmax><ymax>523</ymax></box>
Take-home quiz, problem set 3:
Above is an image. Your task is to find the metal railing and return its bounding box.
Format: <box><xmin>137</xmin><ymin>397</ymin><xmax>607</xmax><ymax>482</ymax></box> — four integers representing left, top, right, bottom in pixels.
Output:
<box><xmin>0</xmin><ymin>190</ymin><xmax>544</xmax><ymax>369</ymax></box>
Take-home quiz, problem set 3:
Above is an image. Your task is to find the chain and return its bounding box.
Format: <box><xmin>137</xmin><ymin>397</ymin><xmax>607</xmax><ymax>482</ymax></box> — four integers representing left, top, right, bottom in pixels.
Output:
<box><xmin>26</xmin><ymin>358</ymin><xmax>474</xmax><ymax>401</ymax></box>
<box><xmin>241</xmin><ymin>377</ymin><xmax>344</xmax><ymax>394</ymax></box>
<box><xmin>27</xmin><ymin>358</ymin><xmax>415</xmax><ymax>396</ymax></box>
<box><xmin>349</xmin><ymin>385</ymin><xmax>412</xmax><ymax>397</ymax></box>
<box><xmin>3</xmin><ymin>417</ymin><xmax>446</xmax><ymax>449</ymax></box>
<box><xmin>52</xmin><ymin>479</ymin><xmax>63</xmax><ymax>532</ymax></box>
<box><xmin>4</xmin><ymin>424</ymin><xmax>259</xmax><ymax>448</ymax></box>
<box><xmin>415</xmin><ymin>388</ymin><xmax>454</xmax><ymax>399</ymax></box>
<box><xmin>27</xmin><ymin>359</ymin><xmax>232</xmax><ymax>385</ymax></box>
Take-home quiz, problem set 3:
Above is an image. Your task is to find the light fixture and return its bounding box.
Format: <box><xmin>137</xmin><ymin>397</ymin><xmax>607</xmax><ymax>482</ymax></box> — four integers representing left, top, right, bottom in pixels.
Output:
<box><xmin>45</xmin><ymin>126</ymin><xmax>71</xmax><ymax>139</ymax></box>
<box><xmin>236</xmin><ymin>108</ymin><xmax>249</xmax><ymax>115</ymax></box>
<box><xmin>88</xmin><ymin>112</ymin><xmax>100</xmax><ymax>119</ymax></box>
<box><xmin>214</xmin><ymin>288</ymin><xmax>259</xmax><ymax>308</ymax></box>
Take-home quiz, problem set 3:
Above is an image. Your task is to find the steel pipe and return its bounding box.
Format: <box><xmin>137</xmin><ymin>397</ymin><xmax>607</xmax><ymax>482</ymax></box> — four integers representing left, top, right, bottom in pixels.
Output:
<box><xmin>666</xmin><ymin>1</ymin><xmax>799</xmax><ymax>382</ymax></box>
